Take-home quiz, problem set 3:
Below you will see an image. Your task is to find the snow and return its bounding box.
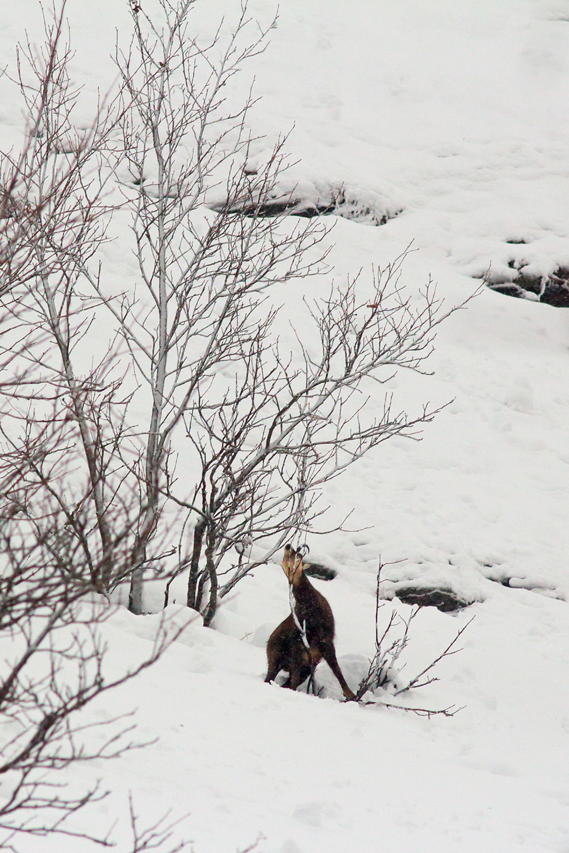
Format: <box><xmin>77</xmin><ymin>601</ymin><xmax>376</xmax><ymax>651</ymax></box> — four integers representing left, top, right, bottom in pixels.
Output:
<box><xmin>3</xmin><ymin>0</ymin><xmax>569</xmax><ymax>851</ymax></box>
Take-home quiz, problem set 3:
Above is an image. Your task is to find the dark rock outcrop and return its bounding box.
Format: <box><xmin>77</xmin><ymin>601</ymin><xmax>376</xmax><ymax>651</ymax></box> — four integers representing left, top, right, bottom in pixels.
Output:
<box><xmin>394</xmin><ymin>585</ymin><xmax>477</xmax><ymax>612</ymax></box>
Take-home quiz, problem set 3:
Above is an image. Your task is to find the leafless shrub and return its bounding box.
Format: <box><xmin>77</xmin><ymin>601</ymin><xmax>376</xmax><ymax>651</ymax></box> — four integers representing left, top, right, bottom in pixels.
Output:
<box><xmin>126</xmin><ymin>793</ymin><xmax>191</xmax><ymax>853</ymax></box>
<box><xmin>0</xmin><ymin>543</ymin><xmax>189</xmax><ymax>849</ymax></box>
<box><xmin>355</xmin><ymin>559</ymin><xmax>472</xmax><ymax>717</ymax></box>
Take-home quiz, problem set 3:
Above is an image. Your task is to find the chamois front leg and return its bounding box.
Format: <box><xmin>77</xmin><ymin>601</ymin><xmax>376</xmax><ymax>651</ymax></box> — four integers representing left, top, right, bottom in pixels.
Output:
<box><xmin>281</xmin><ymin>640</ymin><xmax>312</xmax><ymax>690</ymax></box>
<box><xmin>284</xmin><ymin>645</ymin><xmax>322</xmax><ymax>691</ymax></box>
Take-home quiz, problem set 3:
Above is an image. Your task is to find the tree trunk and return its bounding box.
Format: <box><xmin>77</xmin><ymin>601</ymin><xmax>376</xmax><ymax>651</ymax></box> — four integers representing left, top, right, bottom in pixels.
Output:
<box><xmin>187</xmin><ymin>519</ymin><xmax>206</xmax><ymax>610</ymax></box>
<box><xmin>128</xmin><ymin>567</ymin><xmax>144</xmax><ymax>614</ymax></box>
<box><xmin>202</xmin><ymin>527</ymin><xmax>218</xmax><ymax>627</ymax></box>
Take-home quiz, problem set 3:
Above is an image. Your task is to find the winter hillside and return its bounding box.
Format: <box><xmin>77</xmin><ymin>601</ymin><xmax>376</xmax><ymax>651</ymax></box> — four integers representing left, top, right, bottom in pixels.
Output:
<box><xmin>2</xmin><ymin>1</ymin><xmax>569</xmax><ymax>852</ymax></box>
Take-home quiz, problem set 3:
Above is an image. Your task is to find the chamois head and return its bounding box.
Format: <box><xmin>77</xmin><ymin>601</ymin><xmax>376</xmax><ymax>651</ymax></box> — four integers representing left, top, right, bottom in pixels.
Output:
<box><xmin>281</xmin><ymin>544</ymin><xmax>306</xmax><ymax>585</ymax></box>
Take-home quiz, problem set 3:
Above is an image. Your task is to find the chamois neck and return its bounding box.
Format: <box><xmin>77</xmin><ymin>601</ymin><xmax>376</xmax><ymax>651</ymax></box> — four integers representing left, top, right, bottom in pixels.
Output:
<box><xmin>291</xmin><ymin>569</ymin><xmax>312</xmax><ymax>591</ymax></box>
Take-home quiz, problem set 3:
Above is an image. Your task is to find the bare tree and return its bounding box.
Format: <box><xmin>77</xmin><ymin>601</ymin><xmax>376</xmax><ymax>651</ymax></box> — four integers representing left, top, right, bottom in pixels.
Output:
<box><xmin>0</xmin><ymin>0</ymin><xmax>177</xmax><ymax>609</ymax></box>
<box><xmin>101</xmin><ymin>0</ymin><xmax>459</xmax><ymax>624</ymax></box>
<box><xmin>0</xmin><ymin>0</ymin><xmax>326</xmax><ymax>841</ymax></box>
<box><xmin>0</xmin><ymin>6</ymin><xmax>191</xmax><ymax>848</ymax></box>
<box><xmin>99</xmin><ymin>0</ymin><xmax>328</xmax><ymax>614</ymax></box>
<box><xmin>0</xmin><ymin>0</ymin><xmax>151</xmax><ymax>596</ymax></box>
<box><xmin>176</xmin><ymin>254</ymin><xmax>452</xmax><ymax>625</ymax></box>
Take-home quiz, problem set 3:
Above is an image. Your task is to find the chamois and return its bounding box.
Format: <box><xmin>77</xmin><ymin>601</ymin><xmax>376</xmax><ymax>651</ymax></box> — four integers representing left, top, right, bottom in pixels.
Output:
<box><xmin>265</xmin><ymin>545</ymin><xmax>355</xmax><ymax>700</ymax></box>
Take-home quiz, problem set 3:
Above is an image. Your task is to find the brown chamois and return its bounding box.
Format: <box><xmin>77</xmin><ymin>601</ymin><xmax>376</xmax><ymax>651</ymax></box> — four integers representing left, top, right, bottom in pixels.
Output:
<box><xmin>265</xmin><ymin>545</ymin><xmax>355</xmax><ymax>700</ymax></box>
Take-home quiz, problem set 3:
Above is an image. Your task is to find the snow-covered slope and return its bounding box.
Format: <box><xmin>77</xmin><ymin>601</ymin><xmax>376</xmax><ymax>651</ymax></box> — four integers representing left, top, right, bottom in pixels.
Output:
<box><xmin>4</xmin><ymin>1</ymin><xmax>569</xmax><ymax>851</ymax></box>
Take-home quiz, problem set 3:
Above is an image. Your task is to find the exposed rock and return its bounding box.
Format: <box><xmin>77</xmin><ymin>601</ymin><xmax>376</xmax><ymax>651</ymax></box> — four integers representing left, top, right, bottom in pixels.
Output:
<box><xmin>303</xmin><ymin>562</ymin><xmax>337</xmax><ymax>581</ymax></box>
<box><xmin>393</xmin><ymin>585</ymin><xmax>477</xmax><ymax>612</ymax></box>
<box><xmin>208</xmin><ymin>184</ymin><xmax>401</xmax><ymax>227</ymax></box>
<box><xmin>486</xmin><ymin>262</ymin><xmax>569</xmax><ymax>307</ymax></box>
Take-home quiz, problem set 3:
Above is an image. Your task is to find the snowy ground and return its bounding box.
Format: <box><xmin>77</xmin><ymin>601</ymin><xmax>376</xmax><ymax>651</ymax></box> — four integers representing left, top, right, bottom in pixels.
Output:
<box><xmin>3</xmin><ymin>1</ymin><xmax>569</xmax><ymax>851</ymax></box>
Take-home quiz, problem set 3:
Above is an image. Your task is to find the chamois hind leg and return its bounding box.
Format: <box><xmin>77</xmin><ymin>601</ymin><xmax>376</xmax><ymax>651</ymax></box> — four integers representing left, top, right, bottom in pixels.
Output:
<box><xmin>265</xmin><ymin>660</ymin><xmax>282</xmax><ymax>684</ymax></box>
<box><xmin>283</xmin><ymin>663</ymin><xmax>313</xmax><ymax>691</ymax></box>
<box><xmin>265</xmin><ymin>640</ymin><xmax>286</xmax><ymax>684</ymax></box>
<box><xmin>321</xmin><ymin>641</ymin><xmax>356</xmax><ymax>700</ymax></box>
